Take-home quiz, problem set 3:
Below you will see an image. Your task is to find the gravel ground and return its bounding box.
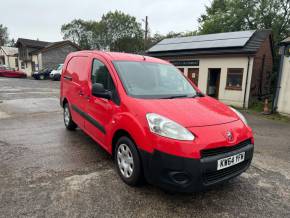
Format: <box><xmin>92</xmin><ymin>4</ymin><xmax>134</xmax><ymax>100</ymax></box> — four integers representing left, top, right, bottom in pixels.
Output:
<box><xmin>0</xmin><ymin>77</ymin><xmax>289</xmax><ymax>218</ymax></box>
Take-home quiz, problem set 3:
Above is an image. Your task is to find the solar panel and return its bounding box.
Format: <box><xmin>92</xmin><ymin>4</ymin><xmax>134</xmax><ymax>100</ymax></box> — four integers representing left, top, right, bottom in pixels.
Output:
<box><xmin>148</xmin><ymin>30</ymin><xmax>255</xmax><ymax>52</ymax></box>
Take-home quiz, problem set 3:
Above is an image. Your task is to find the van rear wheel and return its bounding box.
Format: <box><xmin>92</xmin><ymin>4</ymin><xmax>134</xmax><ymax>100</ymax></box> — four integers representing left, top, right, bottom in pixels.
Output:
<box><xmin>115</xmin><ymin>136</ymin><xmax>143</xmax><ymax>186</ymax></box>
<box><xmin>63</xmin><ymin>103</ymin><xmax>77</xmax><ymax>130</ymax></box>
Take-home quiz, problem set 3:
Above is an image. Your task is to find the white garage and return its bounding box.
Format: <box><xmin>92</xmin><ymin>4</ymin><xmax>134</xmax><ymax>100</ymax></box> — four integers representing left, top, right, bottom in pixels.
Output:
<box><xmin>147</xmin><ymin>30</ymin><xmax>273</xmax><ymax>109</ymax></box>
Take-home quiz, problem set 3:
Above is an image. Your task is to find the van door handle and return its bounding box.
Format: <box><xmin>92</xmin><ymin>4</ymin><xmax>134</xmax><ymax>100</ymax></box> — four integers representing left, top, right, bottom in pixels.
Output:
<box><xmin>79</xmin><ymin>91</ymin><xmax>84</xmax><ymax>96</ymax></box>
<box><xmin>64</xmin><ymin>75</ymin><xmax>72</xmax><ymax>81</ymax></box>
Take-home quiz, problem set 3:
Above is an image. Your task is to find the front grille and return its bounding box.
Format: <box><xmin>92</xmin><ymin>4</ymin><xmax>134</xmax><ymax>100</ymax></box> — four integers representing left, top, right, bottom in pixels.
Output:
<box><xmin>201</xmin><ymin>139</ymin><xmax>251</xmax><ymax>158</ymax></box>
<box><xmin>203</xmin><ymin>161</ymin><xmax>249</xmax><ymax>184</ymax></box>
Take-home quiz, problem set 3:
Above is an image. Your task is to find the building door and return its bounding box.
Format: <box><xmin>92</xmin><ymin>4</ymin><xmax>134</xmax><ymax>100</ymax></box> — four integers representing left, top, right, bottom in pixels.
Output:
<box><xmin>0</xmin><ymin>56</ymin><xmax>5</xmax><ymax>65</ymax></box>
<box><xmin>32</xmin><ymin>61</ymin><xmax>36</xmax><ymax>72</ymax></box>
<box><xmin>207</xmin><ymin>68</ymin><xmax>221</xmax><ymax>98</ymax></box>
<box><xmin>187</xmin><ymin>68</ymin><xmax>199</xmax><ymax>86</ymax></box>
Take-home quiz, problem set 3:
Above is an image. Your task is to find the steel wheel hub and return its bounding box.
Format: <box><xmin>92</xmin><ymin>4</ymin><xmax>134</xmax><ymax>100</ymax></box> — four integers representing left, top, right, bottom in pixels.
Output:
<box><xmin>117</xmin><ymin>144</ymin><xmax>134</xmax><ymax>178</ymax></box>
<box><xmin>64</xmin><ymin>107</ymin><xmax>70</xmax><ymax>126</ymax></box>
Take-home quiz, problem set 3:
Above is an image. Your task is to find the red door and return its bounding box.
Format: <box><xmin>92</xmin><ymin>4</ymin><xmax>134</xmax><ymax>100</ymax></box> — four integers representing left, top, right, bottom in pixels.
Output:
<box><xmin>187</xmin><ymin>68</ymin><xmax>199</xmax><ymax>86</ymax></box>
<box><xmin>64</xmin><ymin>56</ymin><xmax>90</xmax><ymax>129</ymax></box>
<box><xmin>84</xmin><ymin>57</ymin><xmax>118</xmax><ymax>149</ymax></box>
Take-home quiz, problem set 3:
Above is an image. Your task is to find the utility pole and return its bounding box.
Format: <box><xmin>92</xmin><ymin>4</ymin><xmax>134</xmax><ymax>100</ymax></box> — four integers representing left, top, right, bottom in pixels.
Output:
<box><xmin>144</xmin><ymin>16</ymin><xmax>148</xmax><ymax>51</ymax></box>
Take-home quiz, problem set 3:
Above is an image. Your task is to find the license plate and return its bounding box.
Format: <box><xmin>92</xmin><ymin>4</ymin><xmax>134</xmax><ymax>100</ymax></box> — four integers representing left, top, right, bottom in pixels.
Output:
<box><xmin>217</xmin><ymin>152</ymin><xmax>245</xmax><ymax>170</ymax></box>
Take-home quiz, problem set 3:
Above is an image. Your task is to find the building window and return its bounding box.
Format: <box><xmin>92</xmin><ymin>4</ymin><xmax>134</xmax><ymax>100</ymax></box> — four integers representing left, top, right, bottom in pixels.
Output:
<box><xmin>21</xmin><ymin>62</ymin><xmax>25</xmax><ymax>69</ymax></box>
<box><xmin>226</xmin><ymin>68</ymin><xmax>244</xmax><ymax>90</ymax></box>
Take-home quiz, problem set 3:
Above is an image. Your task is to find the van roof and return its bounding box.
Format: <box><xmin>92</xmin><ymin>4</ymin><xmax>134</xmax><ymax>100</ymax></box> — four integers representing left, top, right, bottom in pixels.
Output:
<box><xmin>70</xmin><ymin>50</ymin><xmax>168</xmax><ymax>64</ymax></box>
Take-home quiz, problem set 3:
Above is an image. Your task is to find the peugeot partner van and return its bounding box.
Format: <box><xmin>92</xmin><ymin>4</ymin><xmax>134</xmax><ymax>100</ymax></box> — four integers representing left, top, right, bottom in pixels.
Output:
<box><xmin>60</xmin><ymin>51</ymin><xmax>254</xmax><ymax>192</ymax></box>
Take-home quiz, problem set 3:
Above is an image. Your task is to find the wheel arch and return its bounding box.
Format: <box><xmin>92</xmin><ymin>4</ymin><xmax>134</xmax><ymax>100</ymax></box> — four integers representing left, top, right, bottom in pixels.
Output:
<box><xmin>61</xmin><ymin>97</ymin><xmax>68</xmax><ymax>108</ymax></box>
<box><xmin>109</xmin><ymin>112</ymin><xmax>151</xmax><ymax>156</ymax></box>
<box><xmin>111</xmin><ymin>129</ymin><xmax>136</xmax><ymax>158</ymax></box>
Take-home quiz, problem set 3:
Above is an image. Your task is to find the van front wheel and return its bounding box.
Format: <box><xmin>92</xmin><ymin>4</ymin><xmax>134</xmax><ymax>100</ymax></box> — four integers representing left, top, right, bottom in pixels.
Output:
<box><xmin>115</xmin><ymin>136</ymin><xmax>142</xmax><ymax>186</ymax></box>
<box><xmin>63</xmin><ymin>103</ymin><xmax>77</xmax><ymax>130</ymax></box>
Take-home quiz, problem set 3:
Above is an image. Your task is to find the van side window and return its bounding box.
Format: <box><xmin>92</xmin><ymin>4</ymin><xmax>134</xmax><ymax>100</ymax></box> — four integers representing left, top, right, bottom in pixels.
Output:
<box><xmin>91</xmin><ymin>59</ymin><xmax>114</xmax><ymax>91</ymax></box>
<box><xmin>66</xmin><ymin>56</ymin><xmax>89</xmax><ymax>82</ymax></box>
<box><xmin>91</xmin><ymin>59</ymin><xmax>120</xmax><ymax>105</ymax></box>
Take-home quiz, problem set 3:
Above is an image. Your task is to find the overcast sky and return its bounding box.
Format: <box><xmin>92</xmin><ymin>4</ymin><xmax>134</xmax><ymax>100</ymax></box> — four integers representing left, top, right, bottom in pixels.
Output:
<box><xmin>1</xmin><ymin>0</ymin><xmax>209</xmax><ymax>42</ymax></box>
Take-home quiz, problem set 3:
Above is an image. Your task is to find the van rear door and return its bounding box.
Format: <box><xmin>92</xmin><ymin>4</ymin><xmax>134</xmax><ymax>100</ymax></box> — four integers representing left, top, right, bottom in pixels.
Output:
<box><xmin>63</xmin><ymin>56</ymin><xmax>90</xmax><ymax>129</ymax></box>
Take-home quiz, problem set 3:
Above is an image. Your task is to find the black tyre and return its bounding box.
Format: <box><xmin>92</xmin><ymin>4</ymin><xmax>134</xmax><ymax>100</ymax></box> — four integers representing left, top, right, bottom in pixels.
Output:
<box><xmin>54</xmin><ymin>74</ymin><xmax>61</xmax><ymax>81</ymax></box>
<box><xmin>115</xmin><ymin>136</ymin><xmax>143</xmax><ymax>186</ymax></box>
<box><xmin>63</xmin><ymin>103</ymin><xmax>77</xmax><ymax>130</ymax></box>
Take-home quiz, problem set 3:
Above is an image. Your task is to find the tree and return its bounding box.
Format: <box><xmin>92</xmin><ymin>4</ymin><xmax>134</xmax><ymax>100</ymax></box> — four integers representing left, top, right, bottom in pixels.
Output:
<box><xmin>61</xmin><ymin>11</ymin><xmax>144</xmax><ymax>52</ymax></box>
<box><xmin>0</xmin><ymin>24</ymin><xmax>9</xmax><ymax>46</ymax></box>
<box><xmin>198</xmin><ymin>0</ymin><xmax>290</xmax><ymax>44</ymax></box>
<box><xmin>146</xmin><ymin>33</ymin><xmax>166</xmax><ymax>49</ymax></box>
<box><xmin>8</xmin><ymin>38</ymin><xmax>15</xmax><ymax>47</ymax></box>
<box><xmin>61</xmin><ymin>19</ymin><xmax>93</xmax><ymax>49</ymax></box>
<box><xmin>100</xmin><ymin>11</ymin><xmax>143</xmax><ymax>52</ymax></box>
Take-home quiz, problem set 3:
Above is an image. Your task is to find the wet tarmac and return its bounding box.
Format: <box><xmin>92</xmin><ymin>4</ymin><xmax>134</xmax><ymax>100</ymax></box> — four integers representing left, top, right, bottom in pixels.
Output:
<box><xmin>0</xmin><ymin>78</ymin><xmax>290</xmax><ymax>217</ymax></box>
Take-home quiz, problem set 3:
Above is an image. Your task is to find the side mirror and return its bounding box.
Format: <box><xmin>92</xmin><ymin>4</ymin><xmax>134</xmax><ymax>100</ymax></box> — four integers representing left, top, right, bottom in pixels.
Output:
<box><xmin>92</xmin><ymin>83</ymin><xmax>112</xmax><ymax>100</ymax></box>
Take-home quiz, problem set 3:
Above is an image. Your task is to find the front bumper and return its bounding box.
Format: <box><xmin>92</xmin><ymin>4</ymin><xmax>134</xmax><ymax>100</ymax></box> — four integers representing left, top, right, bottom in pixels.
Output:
<box><xmin>140</xmin><ymin>140</ymin><xmax>254</xmax><ymax>193</ymax></box>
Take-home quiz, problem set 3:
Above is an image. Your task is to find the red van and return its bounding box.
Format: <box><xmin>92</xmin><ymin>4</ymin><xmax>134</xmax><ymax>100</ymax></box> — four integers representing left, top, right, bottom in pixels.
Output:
<box><xmin>60</xmin><ymin>51</ymin><xmax>254</xmax><ymax>192</ymax></box>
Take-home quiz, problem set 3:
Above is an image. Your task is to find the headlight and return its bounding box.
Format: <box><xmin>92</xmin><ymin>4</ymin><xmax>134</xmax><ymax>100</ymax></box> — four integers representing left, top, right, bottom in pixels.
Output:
<box><xmin>230</xmin><ymin>107</ymin><xmax>248</xmax><ymax>126</ymax></box>
<box><xmin>146</xmin><ymin>113</ymin><xmax>195</xmax><ymax>141</ymax></box>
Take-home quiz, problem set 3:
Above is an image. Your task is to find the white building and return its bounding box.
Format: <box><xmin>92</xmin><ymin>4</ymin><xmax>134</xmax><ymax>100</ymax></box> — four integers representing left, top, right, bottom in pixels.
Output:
<box><xmin>0</xmin><ymin>46</ymin><xmax>19</xmax><ymax>69</ymax></box>
<box><xmin>276</xmin><ymin>37</ymin><xmax>290</xmax><ymax>116</ymax></box>
<box><xmin>147</xmin><ymin>30</ymin><xmax>273</xmax><ymax>108</ymax></box>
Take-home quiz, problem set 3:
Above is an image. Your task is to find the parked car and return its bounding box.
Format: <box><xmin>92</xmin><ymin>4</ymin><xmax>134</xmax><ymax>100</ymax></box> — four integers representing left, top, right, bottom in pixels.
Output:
<box><xmin>50</xmin><ymin>64</ymin><xmax>63</xmax><ymax>81</ymax></box>
<box><xmin>32</xmin><ymin>68</ymin><xmax>52</xmax><ymax>80</ymax></box>
<box><xmin>0</xmin><ymin>65</ymin><xmax>8</xmax><ymax>69</ymax></box>
<box><xmin>60</xmin><ymin>51</ymin><xmax>254</xmax><ymax>193</ymax></box>
<box><xmin>0</xmin><ymin>65</ymin><xmax>26</xmax><ymax>78</ymax></box>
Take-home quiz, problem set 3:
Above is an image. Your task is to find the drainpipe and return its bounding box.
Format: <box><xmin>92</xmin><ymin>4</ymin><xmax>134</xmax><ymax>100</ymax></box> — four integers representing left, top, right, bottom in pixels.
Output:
<box><xmin>37</xmin><ymin>54</ymin><xmax>40</xmax><ymax>71</ymax></box>
<box><xmin>272</xmin><ymin>46</ymin><xmax>285</xmax><ymax>113</ymax></box>
<box><xmin>243</xmin><ymin>56</ymin><xmax>251</xmax><ymax>109</ymax></box>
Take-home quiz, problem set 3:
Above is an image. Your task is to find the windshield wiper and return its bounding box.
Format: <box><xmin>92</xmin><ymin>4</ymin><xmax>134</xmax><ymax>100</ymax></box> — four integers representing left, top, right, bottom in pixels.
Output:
<box><xmin>160</xmin><ymin>95</ymin><xmax>189</xmax><ymax>99</ymax></box>
<box><xmin>196</xmin><ymin>92</ymin><xmax>204</xmax><ymax>97</ymax></box>
<box><xmin>159</xmin><ymin>92</ymin><xmax>204</xmax><ymax>99</ymax></box>
<box><xmin>191</xmin><ymin>92</ymin><xmax>204</xmax><ymax>98</ymax></box>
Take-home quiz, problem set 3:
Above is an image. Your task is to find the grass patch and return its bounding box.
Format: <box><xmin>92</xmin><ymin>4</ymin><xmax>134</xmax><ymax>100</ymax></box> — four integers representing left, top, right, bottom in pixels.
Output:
<box><xmin>249</xmin><ymin>101</ymin><xmax>265</xmax><ymax>113</ymax></box>
<box><xmin>245</xmin><ymin>101</ymin><xmax>290</xmax><ymax>123</ymax></box>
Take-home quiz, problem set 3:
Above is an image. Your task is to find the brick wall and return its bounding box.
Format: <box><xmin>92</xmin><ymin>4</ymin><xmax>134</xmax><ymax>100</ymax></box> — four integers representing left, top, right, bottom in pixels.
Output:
<box><xmin>249</xmin><ymin>36</ymin><xmax>273</xmax><ymax>101</ymax></box>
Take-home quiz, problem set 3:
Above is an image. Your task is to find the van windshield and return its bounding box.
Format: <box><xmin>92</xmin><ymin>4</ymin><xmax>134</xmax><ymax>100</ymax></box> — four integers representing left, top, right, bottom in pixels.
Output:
<box><xmin>113</xmin><ymin>61</ymin><xmax>197</xmax><ymax>99</ymax></box>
